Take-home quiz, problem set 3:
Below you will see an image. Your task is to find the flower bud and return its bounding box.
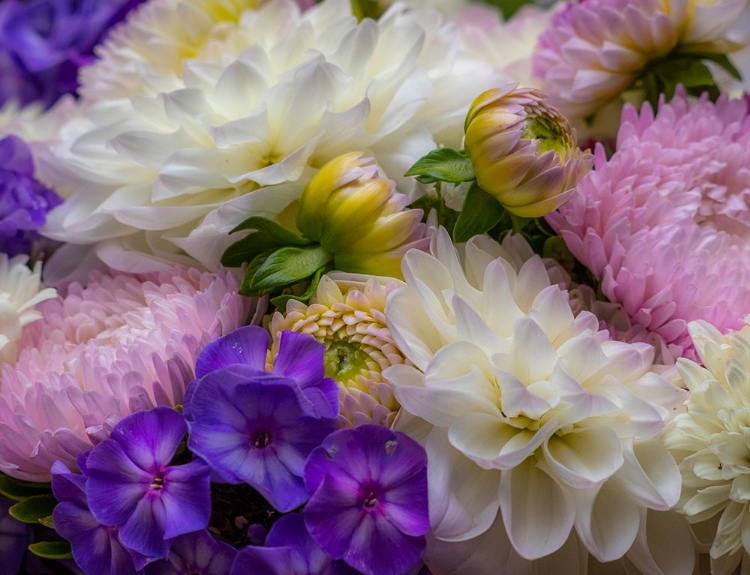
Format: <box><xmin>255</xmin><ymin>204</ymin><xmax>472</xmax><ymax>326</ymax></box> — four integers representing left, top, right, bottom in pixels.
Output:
<box><xmin>296</xmin><ymin>152</ymin><xmax>427</xmax><ymax>278</ymax></box>
<box><xmin>464</xmin><ymin>84</ymin><xmax>593</xmax><ymax>218</ymax></box>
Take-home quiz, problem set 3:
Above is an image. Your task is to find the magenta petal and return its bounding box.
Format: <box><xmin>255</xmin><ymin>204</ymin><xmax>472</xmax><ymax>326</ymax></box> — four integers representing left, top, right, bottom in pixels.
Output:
<box><xmin>195</xmin><ymin>325</ymin><xmax>269</xmax><ymax>377</ymax></box>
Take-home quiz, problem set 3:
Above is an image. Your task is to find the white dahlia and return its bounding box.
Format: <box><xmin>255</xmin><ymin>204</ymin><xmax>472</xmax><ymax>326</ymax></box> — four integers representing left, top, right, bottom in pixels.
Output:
<box><xmin>34</xmin><ymin>0</ymin><xmax>506</xmax><ymax>282</ymax></box>
<box><xmin>383</xmin><ymin>229</ymin><xmax>687</xmax><ymax>571</ymax></box>
<box><xmin>665</xmin><ymin>320</ymin><xmax>750</xmax><ymax>575</ymax></box>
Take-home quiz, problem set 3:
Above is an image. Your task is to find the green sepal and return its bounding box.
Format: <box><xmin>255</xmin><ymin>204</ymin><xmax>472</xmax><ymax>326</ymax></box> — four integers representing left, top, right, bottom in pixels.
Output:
<box><xmin>251</xmin><ymin>246</ymin><xmax>332</xmax><ymax>292</ymax></box>
<box><xmin>639</xmin><ymin>56</ymin><xmax>723</xmax><ymax>106</ymax></box>
<box><xmin>28</xmin><ymin>541</ymin><xmax>73</xmax><ymax>560</ymax></box>
<box><xmin>9</xmin><ymin>494</ymin><xmax>58</xmax><ymax>524</ymax></box>
<box><xmin>222</xmin><ymin>217</ymin><xmax>312</xmax><ymax>268</ymax></box>
<box><xmin>0</xmin><ymin>474</ymin><xmax>51</xmax><ymax>502</ymax></box>
<box><xmin>405</xmin><ymin>148</ymin><xmax>475</xmax><ymax>185</ymax></box>
<box><xmin>270</xmin><ymin>265</ymin><xmax>327</xmax><ymax>310</ymax></box>
<box><xmin>239</xmin><ymin>249</ymin><xmax>277</xmax><ymax>296</ymax></box>
<box><xmin>453</xmin><ymin>183</ymin><xmax>505</xmax><ymax>243</ymax></box>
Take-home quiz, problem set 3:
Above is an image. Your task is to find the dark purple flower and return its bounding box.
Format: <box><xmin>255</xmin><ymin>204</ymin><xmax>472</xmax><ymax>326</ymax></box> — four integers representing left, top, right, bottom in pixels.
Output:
<box><xmin>0</xmin><ymin>135</ymin><xmax>61</xmax><ymax>257</ymax></box>
<box><xmin>186</xmin><ymin>365</ymin><xmax>335</xmax><ymax>512</ymax></box>
<box><xmin>144</xmin><ymin>530</ymin><xmax>236</xmax><ymax>575</ymax></box>
<box><xmin>85</xmin><ymin>407</ymin><xmax>211</xmax><ymax>559</ymax></box>
<box><xmin>230</xmin><ymin>514</ymin><xmax>358</xmax><ymax>575</ymax></box>
<box><xmin>51</xmin><ymin>457</ymin><xmax>148</xmax><ymax>575</ymax></box>
<box><xmin>304</xmin><ymin>425</ymin><xmax>429</xmax><ymax>575</ymax></box>
<box><xmin>190</xmin><ymin>326</ymin><xmax>338</xmax><ymax>419</ymax></box>
<box><xmin>0</xmin><ymin>0</ymin><xmax>146</xmax><ymax>108</ymax></box>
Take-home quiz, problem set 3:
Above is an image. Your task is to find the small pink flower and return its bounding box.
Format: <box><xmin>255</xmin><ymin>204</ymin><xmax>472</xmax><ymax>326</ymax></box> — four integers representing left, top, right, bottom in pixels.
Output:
<box><xmin>0</xmin><ymin>266</ymin><xmax>256</xmax><ymax>481</ymax></box>
<box><xmin>547</xmin><ymin>89</ymin><xmax>750</xmax><ymax>363</ymax></box>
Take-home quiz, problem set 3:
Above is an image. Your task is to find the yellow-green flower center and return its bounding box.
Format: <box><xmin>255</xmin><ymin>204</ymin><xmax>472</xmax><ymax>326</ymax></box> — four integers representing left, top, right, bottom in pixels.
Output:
<box><xmin>324</xmin><ymin>340</ymin><xmax>372</xmax><ymax>384</ymax></box>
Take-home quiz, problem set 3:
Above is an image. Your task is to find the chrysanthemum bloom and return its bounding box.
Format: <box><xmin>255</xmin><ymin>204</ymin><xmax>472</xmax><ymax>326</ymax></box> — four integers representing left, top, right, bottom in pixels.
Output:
<box><xmin>0</xmin><ymin>265</ymin><xmax>252</xmax><ymax>481</ymax></box>
<box><xmin>52</xmin><ymin>458</ymin><xmax>147</xmax><ymax>575</ymax></box>
<box><xmin>35</xmin><ymin>0</ymin><xmax>506</xmax><ymax>280</ymax></box>
<box><xmin>532</xmin><ymin>0</ymin><xmax>748</xmax><ymax>120</ymax></box>
<box><xmin>664</xmin><ymin>320</ymin><xmax>750</xmax><ymax>575</ymax></box>
<box><xmin>0</xmin><ymin>135</ymin><xmax>62</xmax><ymax>258</ymax></box>
<box><xmin>464</xmin><ymin>84</ymin><xmax>593</xmax><ymax>218</ymax></box>
<box><xmin>186</xmin><ymin>326</ymin><xmax>337</xmax><ymax>512</ymax></box>
<box><xmin>296</xmin><ymin>153</ymin><xmax>428</xmax><ymax>278</ymax></box>
<box><xmin>0</xmin><ymin>0</ymin><xmax>146</xmax><ymax>108</ymax></box>
<box><xmin>303</xmin><ymin>425</ymin><xmax>430</xmax><ymax>575</ymax></box>
<box><xmin>230</xmin><ymin>513</ymin><xmax>358</xmax><ymax>575</ymax></box>
<box><xmin>86</xmin><ymin>408</ymin><xmax>211</xmax><ymax>559</ymax></box>
<box><xmin>0</xmin><ymin>254</ymin><xmax>57</xmax><ymax>364</ymax></box>
<box><xmin>547</xmin><ymin>90</ymin><xmax>750</xmax><ymax>364</ymax></box>
<box><xmin>383</xmin><ymin>229</ymin><xmax>687</xmax><ymax>570</ymax></box>
<box><xmin>270</xmin><ymin>274</ymin><xmax>407</xmax><ymax>429</ymax></box>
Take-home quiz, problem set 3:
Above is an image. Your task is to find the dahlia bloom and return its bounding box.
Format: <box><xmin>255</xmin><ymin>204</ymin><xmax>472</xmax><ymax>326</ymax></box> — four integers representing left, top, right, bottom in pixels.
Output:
<box><xmin>664</xmin><ymin>320</ymin><xmax>750</xmax><ymax>575</ymax></box>
<box><xmin>547</xmin><ymin>90</ymin><xmax>750</xmax><ymax>363</ymax></box>
<box><xmin>0</xmin><ymin>254</ymin><xmax>57</xmax><ymax>364</ymax></box>
<box><xmin>296</xmin><ymin>153</ymin><xmax>428</xmax><ymax>279</ymax></box>
<box><xmin>463</xmin><ymin>84</ymin><xmax>593</xmax><ymax>217</ymax></box>
<box><xmin>532</xmin><ymin>0</ymin><xmax>749</xmax><ymax>120</ymax></box>
<box><xmin>383</xmin><ymin>228</ymin><xmax>686</xmax><ymax>570</ymax></box>
<box><xmin>0</xmin><ymin>0</ymin><xmax>146</xmax><ymax>108</ymax></box>
<box><xmin>269</xmin><ymin>273</ymin><xmax>407</xmax><ymax>429</ymax></box>
<box><xmin>35</xmin><ymin>0</ymin><xmax>506</xmax><ymax>279</ymax></box>
<box><xmin>0</xmin><ymin>265</ymin><xmax>252</xmax><ymax>481</ymax></box>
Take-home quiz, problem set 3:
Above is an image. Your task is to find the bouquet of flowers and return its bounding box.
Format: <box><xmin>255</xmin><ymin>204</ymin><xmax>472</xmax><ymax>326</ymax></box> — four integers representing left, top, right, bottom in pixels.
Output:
<box><xmin>0</xmin><ymin>0</ymin><xmax>749</xmax><ymax>573</ymax></box>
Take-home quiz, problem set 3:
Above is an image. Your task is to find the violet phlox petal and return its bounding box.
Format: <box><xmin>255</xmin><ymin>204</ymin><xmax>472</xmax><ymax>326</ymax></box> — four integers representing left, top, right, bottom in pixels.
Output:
<box><xmin>194</xmin><ymin>325</ymin><xmax>269</xmax><ymax>379</ymax></box>
<box><xmin>230</xmin><ymin>514</ymin><xmax>359</xmax><ymax>575</ymax></box>
<box><xmin>186</xmin><ymin>373</ymin><xmax>334</xmax><ymax>511</ymax></box>
<box><xmin>303</xmin><ymin>425</ymin><xmax>429</xmax><ymax>575</ymax></box>
<box><xmin>272</xmin><ymin>330</ymin><xmax>339</xmax><ymax>419</ymax></box>
<box><xmin>144</xmin><ymin>530</ymin><xmax>237</xmax><ymax>575</ymax></box>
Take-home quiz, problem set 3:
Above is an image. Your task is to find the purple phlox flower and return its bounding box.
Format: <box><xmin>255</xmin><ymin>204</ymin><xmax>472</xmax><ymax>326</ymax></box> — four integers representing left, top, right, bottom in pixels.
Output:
<box><xmin>144</xmin><ymin>530</ymin><xmax>236</xmax><ymax>575</ymax></box>
<box><xmin>85</xmin><ymin>407</ymin><xmax>211</xmax><ymax>560</ymax></box>
<box><xmin>0</xmin><ymin>0</ymin><xmax>146</xmax><ymax>108</ymax></box>
<box><xmin>304</xmin><ymin>425</ymin><xmax>429</xmax><ymax>575</ymax></box>
<box><xmin>186</xmin><ymin>364</ymin><xmax>335</xmax><ymax>512</ymax></box>
<box><xmin>190</xmin><ymin>326</ymin><xmax>338</xmax><ymax>420</ymax></box>
<box><xmin>0</xmin><ymin>135</ymin><xmax>61</xmax><ymax>257</ymax></box>
<box><xmin>230</xmin><ymin>513</ymin><xmax>359</xmax><ymax>575</ymax></box>
<box><xmin>51</xmin><ymin>455</ymin><xmax>148</xmax><ymax>575</ymax></box>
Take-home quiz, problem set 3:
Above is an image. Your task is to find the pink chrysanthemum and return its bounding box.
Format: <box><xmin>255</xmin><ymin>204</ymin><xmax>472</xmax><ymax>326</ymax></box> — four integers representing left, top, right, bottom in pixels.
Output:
<box><xmin>547</xmin><ymin>89</ymin><xmax>750</xmax><ymax>364</ymax></box>
<box><xmin>532</xmin><ymin>0</ymin><xmax>747</xmax><ymax>120</ymax></box>
<box><xmin>0</xmin><ymin>266</ymin><xmax>255</xmax><ymax>481</ymax></box>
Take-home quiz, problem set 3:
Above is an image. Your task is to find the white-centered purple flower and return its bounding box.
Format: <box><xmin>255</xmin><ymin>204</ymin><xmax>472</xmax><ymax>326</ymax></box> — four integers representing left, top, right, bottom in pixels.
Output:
<box><xmin>230</xmin><ymin>513</ymin><xmax>358</xmax><ymax>575</ymax></box>
<box><xmin>84</xmin><ymin>407</ymin><xmax>211</xmax><ymax>560</ymax></box>
<box><xmin>51</xmin><ymin>457</ymin><xmax>148</xmax><ymax>575</ymax></box>
<box><xmin>144</xmin><ymin>529</ymin><xmax>237</xmax><ymax>575</ymax></box>
<box><xmin>303</xmin><ymin>425</ymin><xmax>429</xmax><ymax>575</ymax></box>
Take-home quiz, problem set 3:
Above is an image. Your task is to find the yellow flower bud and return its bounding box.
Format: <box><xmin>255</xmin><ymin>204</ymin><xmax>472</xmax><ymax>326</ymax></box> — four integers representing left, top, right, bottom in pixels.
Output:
<box><xmin>296</xmin><ymin>153</ymin><xmax>427</xmax><ymax>279</ymax></box>
<box><xmin>464</xmin><ymin>84</ymin><xmax>593</xmax><ymax>218</ymax></box>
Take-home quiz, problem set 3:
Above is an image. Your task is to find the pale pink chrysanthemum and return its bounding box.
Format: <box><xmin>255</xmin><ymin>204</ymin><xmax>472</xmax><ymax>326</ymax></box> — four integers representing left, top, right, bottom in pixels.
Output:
<box><xmin>532</xmin><ymin>0</ymin><xmax>748</xmax><ymax>120</ymax></box>
<box><xmin>0</xmin><ymin>266</ymin><xmax>255</xmax><ymax>481</ymax></box>
<box><xmin>547</xmin><ymin>89</ymin><xmax>750</xmax><ymax>364</ymax></box>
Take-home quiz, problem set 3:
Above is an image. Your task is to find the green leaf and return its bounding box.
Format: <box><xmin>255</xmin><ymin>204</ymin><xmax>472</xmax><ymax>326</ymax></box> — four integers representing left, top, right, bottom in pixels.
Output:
<box><xmin>230</xmin><ymin>217</ymin><xmax>308</xmax><ymax>243</ymax></box>
<box><xmin>224</xmin><ymin>217</ymin><xmax>313</xmax><ymax>268</ymax></box>
<box><xmin>38</xmin><ymin>515</ymin><xmax>55</xmax><ymax>529</ymax></box>
<box><xmin>405</xmin><ymin>148</ymin><xmax>475</xmax><ymax>185</ymax></box>
<box><xmin>9</xmin><ymin>494</ymin><xmax>58</xmax><ymax>524</ymax></box>
<box><xmin>0</xmin><ymin>474</ymin><xmax>51</xmax><ymax>502</ymax></box>
<box><xmin>639</xmin><ymin>56</ymin><xmax>723</xmax><ymax>106</ymax></box>
<box><xmin>28</xmin><ymin>541</ymin><xmax>72</xmax><ymax>560</ymax></box>
<box><xmin>239</xmin><ymin>249</ymin><xmax>277</xmax><ymax>296</ymax></box>
<box><xmin>453</xmin><ymin>183</ymin><xmax>505</xmax><ymax>243</ymax></box>
<box><xmin>270</xmin><ymin>265</ymin><xmax>327</xmax><ymax>310</ymax></box>
<box><xmin>251</xmin><ymin>246</ymin><xmax>332</xmax><ymax>292</ymax></box>
<box><xmin>543</xmin><ymin>236</ymin><xmax>576</xmax><ymax>275</ymax></box>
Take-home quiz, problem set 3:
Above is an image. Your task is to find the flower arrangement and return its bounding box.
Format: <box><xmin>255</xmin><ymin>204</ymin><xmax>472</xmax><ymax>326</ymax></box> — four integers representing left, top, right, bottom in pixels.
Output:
<box><xmin>0</xmin><ymin>0</ymin><xmax>748</xmax><ymax>574</ymax></box>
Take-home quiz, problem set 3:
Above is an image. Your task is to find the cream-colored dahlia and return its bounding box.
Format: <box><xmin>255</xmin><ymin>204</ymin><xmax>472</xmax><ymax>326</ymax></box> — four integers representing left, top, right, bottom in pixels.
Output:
<box><xmin>269</xmin><ymin>273</ymin><xmax>407</xmax><ymax>429</ymax></box>
<box><xmin>0</xmin><ymin>255</ymin><xmax>57</xmax><ymax>364</ymax></box>
<box><xmin>34</xmin><ymin>0</ymin><xmax>506</xmax><ymax>282</ymax></box>
<box><xmin>383</xmin><ymin>228</ymin><xmax>688</xmax><ymax>572</ymax></box>
<box><xmin>665</xmin><ymin>320</ymin><xmax>750</xmax><ymax>575</ymax></box>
